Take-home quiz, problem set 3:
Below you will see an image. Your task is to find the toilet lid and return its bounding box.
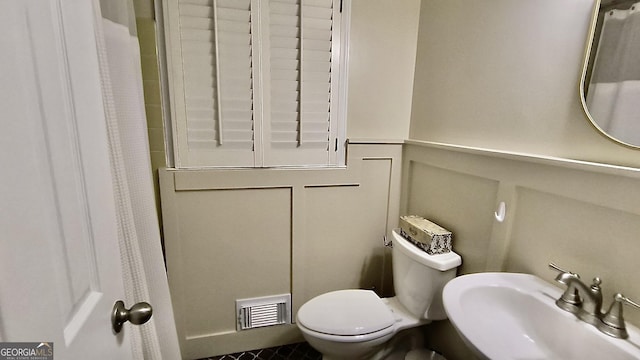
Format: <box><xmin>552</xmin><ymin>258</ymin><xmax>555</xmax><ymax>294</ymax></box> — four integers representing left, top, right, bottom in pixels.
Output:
<box><xmin>297</xmin><ymin>289</ymin><xmax>395</xmax><ymax>336</ymax></box>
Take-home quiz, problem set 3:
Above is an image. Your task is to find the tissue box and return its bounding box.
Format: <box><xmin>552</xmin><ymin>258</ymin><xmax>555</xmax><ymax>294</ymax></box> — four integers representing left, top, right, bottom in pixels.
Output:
<box><xmin>399</xmin><ymin>215</ymin><xmax>452</xmax><ymax>255</ymax></box>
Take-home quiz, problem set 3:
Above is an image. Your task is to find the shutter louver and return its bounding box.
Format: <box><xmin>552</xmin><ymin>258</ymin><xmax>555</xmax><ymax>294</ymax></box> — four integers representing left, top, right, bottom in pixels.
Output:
<box><xmin>300</xmin><ymin>0</ymin><xmax>333</xmax><ymax>150</ymax></box>
<box><xmin>269</xmin><ymin>0</ymin><xmax>301</xmax><ymax>149</ymax></box>
<box><xmin>178</xmin><ymin>0</ymin><xmax>218</xmax><ymax>151</ymax></box>
<box><xmin>216</xmin><ymin>0</ymin><xmax>255</xmax><ymax>150</ymax></box>
<box><xmin>175</xmin><ymin>0</ymin><xmax>255</xmax><ymax>166</ymax></box>
<box><xmin>265</xmin><ymin>0</ymin><xmax>336</xmax><ymax>166</ymax></box>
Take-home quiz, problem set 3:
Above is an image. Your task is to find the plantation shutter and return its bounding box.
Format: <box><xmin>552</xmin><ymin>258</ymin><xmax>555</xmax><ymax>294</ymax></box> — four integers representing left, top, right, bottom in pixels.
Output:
<box><xmin>165</xmin><ymin>0</ymin><xmax>344</xmax><ymax>167</ymax></box>
<box><xmin>171</xmin><ymin>0</ymin><xmax>257</xmax><ymax>167</ymax></box>
<box><xmin>262</xmin><ymin>0</ymin><xmax>339</xmax><ymax>166</ymax></box>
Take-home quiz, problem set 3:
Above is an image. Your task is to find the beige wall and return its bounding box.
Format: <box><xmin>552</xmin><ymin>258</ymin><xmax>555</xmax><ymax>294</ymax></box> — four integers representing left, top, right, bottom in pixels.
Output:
<box><xmin>138</xmin><ymin>20</ymin><xmax>166</xmax><ymax>200</ymax></box>
<box><xmin>410</xmin><ymin>0</ymin><xmax>640</xmax><ymax>168</ymax></box>
<box><xmin>407</xmin><ymin>2</ymin><xmax>640</xmax><ymax>358</ymax></box>
<box><xmin>346</xmin><ymin>0</ymin><xmax>420</xmax><ymax>140</ymax></box>
<box><xmin>133</xmin><ymin>0</ymin><xmax>166</xmax><ymax>220</ymax></box>
<box><xmin>133</xmin><ymin>0</ymin><xmax>153</xmax><ymax>19</ymax></box>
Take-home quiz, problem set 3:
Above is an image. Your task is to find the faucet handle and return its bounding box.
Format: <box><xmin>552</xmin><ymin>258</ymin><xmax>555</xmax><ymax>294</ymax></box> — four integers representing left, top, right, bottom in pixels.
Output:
<box><xmin>599</xmin><ymin>293</ymin><xmax>640</xmax><ymax>339</ymax></box>
<box><xmin>548</xmin><ymin>262</ymin><xmax>577</xmax><ymax>275</ymax></box>
<box><xmin>608</xmin><ymin>293</ymin><xmax>640</xmax><ymax>311</ymax></box>
<box><xmin>548</xmin><ymin>263</ymin><xmax>580</xmax><ymax>283</ymax></box>
<box><xmin>548</xmin><ymin>263</ymin><xmax>583</xmax><ymax>313</ymax></box>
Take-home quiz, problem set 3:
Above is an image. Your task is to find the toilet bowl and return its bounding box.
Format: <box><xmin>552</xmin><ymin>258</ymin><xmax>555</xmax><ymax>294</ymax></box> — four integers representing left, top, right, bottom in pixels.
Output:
<box><xmin>296</xmin><ymin>229</ymin><xmax>461</xmax><ymax>360</ymax></box>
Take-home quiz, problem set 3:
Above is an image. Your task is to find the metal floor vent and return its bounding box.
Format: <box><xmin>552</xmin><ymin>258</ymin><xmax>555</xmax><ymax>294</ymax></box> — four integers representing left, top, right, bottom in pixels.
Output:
<box><xmin>236</xmin><ymin>294</ymin><xmax>291</xmax><ymax>330</ymax></box>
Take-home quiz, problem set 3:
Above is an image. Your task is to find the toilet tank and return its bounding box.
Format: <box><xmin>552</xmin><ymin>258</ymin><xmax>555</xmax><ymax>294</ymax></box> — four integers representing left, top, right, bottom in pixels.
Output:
<box><xmin>391</xmin><ymin>229</ymin><xmax>461</xmax><ymax>320</ymax></box>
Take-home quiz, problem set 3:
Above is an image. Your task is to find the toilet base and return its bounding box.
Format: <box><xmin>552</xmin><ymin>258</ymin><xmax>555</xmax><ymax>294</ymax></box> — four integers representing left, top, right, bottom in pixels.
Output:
<box><xmin>308</xmin><ymin>330</ymin><xmax>393</xmax><ymax>360</ymax></box>
<box><xmin>386</xmin><ymin>348</ymin><xmax>446</xmax><ymax>360</ymax></box>
<box><xmin>318</xmin><ymin>327</ymin><xmax>431</xmax><ymax>360</ymax></box>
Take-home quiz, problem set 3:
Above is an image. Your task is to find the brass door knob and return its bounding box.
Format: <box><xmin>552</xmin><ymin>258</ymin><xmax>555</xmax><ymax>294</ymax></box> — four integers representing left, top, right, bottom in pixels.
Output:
<box><xmin>111</xmin><ymin>300</ymin><xmax>153</xmax><ymax>333</ymax></box>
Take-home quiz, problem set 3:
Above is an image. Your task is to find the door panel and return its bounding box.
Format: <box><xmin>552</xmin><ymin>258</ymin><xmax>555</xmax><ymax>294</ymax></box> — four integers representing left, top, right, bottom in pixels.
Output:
<box><xmin>0</xmin><ymin>1</ymin><xmax>134</xmax><ymax>358</ymax></box>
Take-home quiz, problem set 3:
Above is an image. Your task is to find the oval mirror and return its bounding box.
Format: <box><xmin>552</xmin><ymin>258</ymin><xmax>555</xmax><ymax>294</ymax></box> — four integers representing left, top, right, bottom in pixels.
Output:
<box><xmin>581</xmin><ymin>0</ymin><xmax>640</xmax><ymax>148</ymax></box>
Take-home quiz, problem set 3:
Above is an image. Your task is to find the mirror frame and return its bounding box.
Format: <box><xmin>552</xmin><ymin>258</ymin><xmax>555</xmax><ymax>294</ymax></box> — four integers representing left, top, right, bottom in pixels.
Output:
<box><xmin>579</xmin><ymin>0</ymin><xmax>640</xmax><ymax>149</ymax></box>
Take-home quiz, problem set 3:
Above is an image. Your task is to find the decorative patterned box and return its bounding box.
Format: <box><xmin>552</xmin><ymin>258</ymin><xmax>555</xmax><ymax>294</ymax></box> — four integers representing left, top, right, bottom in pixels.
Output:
<box><xmin>399</xmin><ymin>215</ymin><xmax>452</xmax><ymax>255</ymax></box>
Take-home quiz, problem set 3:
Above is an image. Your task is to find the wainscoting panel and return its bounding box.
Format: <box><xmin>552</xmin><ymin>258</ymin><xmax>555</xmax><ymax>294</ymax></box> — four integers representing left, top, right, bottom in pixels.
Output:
<box><xmin>173</xmin><ymin>188</ymin><xmax>292</xmax><ymax>338</ymax></box>
<box><xmin>160</xmin><ymin>143</ymin><xmax>403</xmax><ymax>359</ymax></box>
<box><xmin>507</xmin><ymin>187</ymin><xmax>640</xmax><ymax>307</ymax></box>
<box><xmin>405</xmin><ymin>162</ymin><xmax>499</xmax><ymax>274</ymax></box>
<box><xmin>401</xmin><ymin>141</ymin><xmax>640</xmax><ymax>359</ymax></box>
<box><xmin>299</xmin><ymin>158</ymin><xmax>393</xmax><ymax>304</ymax></box>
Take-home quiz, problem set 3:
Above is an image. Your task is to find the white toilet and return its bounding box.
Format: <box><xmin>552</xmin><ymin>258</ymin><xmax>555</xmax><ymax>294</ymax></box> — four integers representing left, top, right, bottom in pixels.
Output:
<box><xmin>296</xmin><ymin>229</ymin><xmax>461</xmax><ymax>360</ymax></box>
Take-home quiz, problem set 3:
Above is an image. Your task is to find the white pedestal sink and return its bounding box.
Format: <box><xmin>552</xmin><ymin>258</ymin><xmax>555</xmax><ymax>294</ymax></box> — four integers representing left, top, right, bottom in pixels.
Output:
<box><xmin>443</xmin><ymin>272</ymin><xmax>640</xmax><ymax>360</ymax></box>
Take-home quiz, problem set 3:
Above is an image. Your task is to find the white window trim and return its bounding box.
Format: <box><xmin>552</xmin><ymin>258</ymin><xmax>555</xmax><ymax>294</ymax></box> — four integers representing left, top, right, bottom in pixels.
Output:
<box><xmin>159</xmin><ymin>0</ymin><xmax>351</xmax><ymax>169</ymax></box>
<box><xmin>335</xmin><ymin>0</ymin><xmax>350</xmax><ymax>167</ymax></box>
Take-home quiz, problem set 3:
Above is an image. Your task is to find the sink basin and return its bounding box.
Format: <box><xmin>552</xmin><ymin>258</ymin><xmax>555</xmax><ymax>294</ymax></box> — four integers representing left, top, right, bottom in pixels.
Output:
<box><xmin>443</xmin><ymin>272</ymin><xmax>640</xmax><ymax>360</ymax></box>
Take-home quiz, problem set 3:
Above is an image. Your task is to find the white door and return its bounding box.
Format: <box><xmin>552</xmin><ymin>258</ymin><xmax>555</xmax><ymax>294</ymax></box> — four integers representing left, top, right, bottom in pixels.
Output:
<box><xmin>0</xmin><ymin>1</ymin><xmax>136</xmax><ymax>359</ymax></box>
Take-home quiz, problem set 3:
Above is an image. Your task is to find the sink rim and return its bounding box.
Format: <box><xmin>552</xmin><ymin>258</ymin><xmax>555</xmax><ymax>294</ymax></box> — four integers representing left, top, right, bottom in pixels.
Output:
<box><xmin>443</xmin><ymin>272</ymin><xmax>640</xmax><ymax>360</ymax></box>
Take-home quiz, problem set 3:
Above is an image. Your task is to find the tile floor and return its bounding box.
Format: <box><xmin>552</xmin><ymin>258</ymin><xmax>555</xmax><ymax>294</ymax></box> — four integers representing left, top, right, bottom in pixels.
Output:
<box><xmin>200</xmin><ymin>342</ymin><xmax>322</xmax><ymax>360</ymax></box>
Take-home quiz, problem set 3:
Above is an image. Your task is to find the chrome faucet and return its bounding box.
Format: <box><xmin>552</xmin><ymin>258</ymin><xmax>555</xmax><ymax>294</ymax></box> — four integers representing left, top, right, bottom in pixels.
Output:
<box><xmin>548</xmin><ymin>263</ymin><xmax>639</xmax><ymax>339</ymax></box>
<box><xmin>549</xmin><ymin>263</ymin><xmax>602</xmax><ymax>325</ymax></box>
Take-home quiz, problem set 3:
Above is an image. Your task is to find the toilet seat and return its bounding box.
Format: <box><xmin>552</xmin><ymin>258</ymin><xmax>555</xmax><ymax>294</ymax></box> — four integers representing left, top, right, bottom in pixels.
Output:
<box><xmin>296</xmin><ymin>289</ymin><xmax>395</xmax><ymax>340</ymax></box>
<box><xmin>297</xmin><ymin>319</ymin><xmax>395</xmax><ymax>344</ymax></box>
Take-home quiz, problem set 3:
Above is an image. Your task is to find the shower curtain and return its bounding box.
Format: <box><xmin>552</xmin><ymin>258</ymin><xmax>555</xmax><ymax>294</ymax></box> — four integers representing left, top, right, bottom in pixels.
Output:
<box><xmin>95</xmin><ymin>0</ymin><xmax>180</xmax><ymax>358</ymax></box>
<box><xmin>586</xmin><ymin>2</ymin><xmax>640</xmax><ymax>145</ymax></box>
